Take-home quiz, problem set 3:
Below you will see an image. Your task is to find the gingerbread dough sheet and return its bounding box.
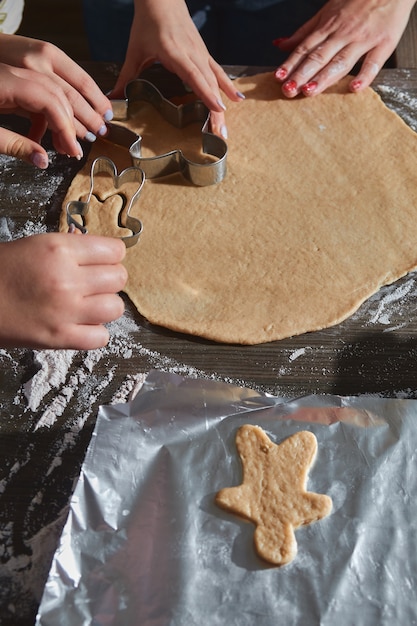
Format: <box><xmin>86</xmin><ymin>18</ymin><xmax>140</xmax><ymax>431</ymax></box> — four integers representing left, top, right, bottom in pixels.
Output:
<box><xmin>62</xmin><ymin>73</ymin><xmax>417</xmax><ymax>344</ymax></box>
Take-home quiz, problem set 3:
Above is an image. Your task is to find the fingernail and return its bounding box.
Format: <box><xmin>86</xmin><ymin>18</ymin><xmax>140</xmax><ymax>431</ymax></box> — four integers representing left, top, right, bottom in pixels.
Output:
<box><xmin>31</xmin><ymin>152</ymin><xmax>48</xmax><ymax>169</ymax></box>
<box><xmin>283</xmin><ymin>80</ymin><xmax>297</xmax><ymax>93</ymax></box>
<box><xmin>275</xmin><ymin>67</ymin><xmax>288</xmax><ymax>81</ymax></box>
<box><xmin>98</xmin><ymin>124</ymin><xmax>108</xmax><ymax>137</ymax></box>
<box><xmin>220</xmin><ymin>124</ymin><xmax>228</xmax><ymax>140</ymax></box>
<box><xmin>84</xmin><ymin>131</ymin><xmax>97</xmax><ymax>142</ymax></box>
<box><xmin>272</xmin><ymin>37</ymin><xmax>288</xmax><ymax>49</ymax></box>
<box><xmin>216</xmin><ymin>98</ymin><xmax>227</xmax><ymax>111</ymax></box>
<box><xmin>236</xmin><ymin>91</ymin><xmax>245</xmax><ymax>100</ymax></box>
<box><xmin>75</xmin><ymin>141</ymin><xmax>83</xmax><ymax>160</ymax></box>
<box><xmin>302</xmin><ymin>81</ymin><xmax>318</xmax><ymax>95</ymax></box>
<box><xmin>104</xmin><ymin>108</ymin><xmax>114</xmax><ymax>122</ymax></box>
<box><xmin>350</xmin><ymin>79</ymin><xmax>362</xmax><ymax>91</ymax></box>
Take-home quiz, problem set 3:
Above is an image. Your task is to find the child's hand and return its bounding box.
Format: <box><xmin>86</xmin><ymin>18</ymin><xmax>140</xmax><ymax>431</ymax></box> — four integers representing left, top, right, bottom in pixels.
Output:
<box><xmin>0</xmin><ymin>233</ymin><xmax>127</xmax><ymax>350</ymax></box>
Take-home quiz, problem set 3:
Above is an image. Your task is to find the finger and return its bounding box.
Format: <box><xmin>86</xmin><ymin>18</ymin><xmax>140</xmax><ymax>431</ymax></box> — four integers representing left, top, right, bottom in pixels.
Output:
<box><xmin>52</xmin><ymin>74</ymin><xmax>114</xmax><ymax>141</ymax></box>
<box><xmin>70</xmin><ymin>234</ymin><xmax>127</xmax><ymax>266</ymax></box>
<box><xmin>165</xmin><ymin>53</ymin><xmax>229</xmax><ymax>113</ymax></box>
<box><xmin>275</xmin><ymin>15</ymin><xmax>325</xmax><ymax>81</ymax></box>
<box><xmin>285</xmin><ymin>44</ymin><xmax>352</xmax><ymax>97</ymax></box>
<box><xmin>210</xmin><ymin>110</ymin><xmax>228</xmax><ymax>139</ymax></box>
<box><xmin>110</xmin><ymin>55</ymin><xmax>152</xmax><ymax>99</ymax></box>
<box><xmin>57</xmin><ymin>323</ymin><xmax>111</xmax><ymax>350</ymax></box>
<box><xmin>208</xmin><ymin>58</ymin><xmax>246</xmax><ymax>103</ymax></box>
<box><xmin>47</xmin><ymin>46</ymin><xmax>114</xmax><ymax>121</ymax></box>
<box><xmin>349</xmin><ymin>54</ymin><xmax>387</xmax><ymax>93</ymax></box>
<box><xmin>79</xmin><ymin>263</ymin><xmax>128</xmax><ymax>297</ymax></box>
<box><xmin>301</xmin><ymin>45</ymin><xmax>385</xmax><ymax>97</ymax></box>
<box><xmin>0</xmin><ymin>126</ymin><xmax>49</xmax><ymax>168</ymax></box>
<box><xmin>79</xmin><ymin>293</ymin><xmax>126</xmax><ymax>326</ymax></box>
<box><xmin>14</xmin><ymin>78</ymin><xmax>83</xmax><ymax>157</ymax></box>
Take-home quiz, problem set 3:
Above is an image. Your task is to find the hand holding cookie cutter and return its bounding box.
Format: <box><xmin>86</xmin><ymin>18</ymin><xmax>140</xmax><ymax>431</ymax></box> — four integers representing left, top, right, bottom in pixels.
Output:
<box><xmin>106</xmin><ymin>79</ymin><xmax>228</xmax><ymax>186</ymax></box>
<box><xmin>66</xmin><ymin>157</ymin><xmax>144</xmax><ymax>248</ymax></box>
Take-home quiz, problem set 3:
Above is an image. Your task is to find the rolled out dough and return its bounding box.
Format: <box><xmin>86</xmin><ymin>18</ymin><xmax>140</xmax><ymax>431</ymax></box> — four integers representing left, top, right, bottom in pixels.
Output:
<box><xmin>61</xmin><ymin>73</ymin><xmax>417</xmax><ymax>344</ymax></box>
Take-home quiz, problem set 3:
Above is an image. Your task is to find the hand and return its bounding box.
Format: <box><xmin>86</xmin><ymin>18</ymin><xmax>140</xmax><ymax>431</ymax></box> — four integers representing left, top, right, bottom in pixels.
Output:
<box><xmin>110</xmin><ymin>0</ymin><xmax>244</xmax><ymax>139</ymax></box>
<box><xmin>0</xmin><ymin>34</ymin><xmax>114</xmax><ymax>164</ymax></box>
<box><xmin>0</xmin><ymin>233</ymin><xmax>127</xmax><ymax>350</ymax></box>
<box><xmin>274</xmin><ymin>0</ymin><xmax>416</xmax><ymax>97</ymax></box>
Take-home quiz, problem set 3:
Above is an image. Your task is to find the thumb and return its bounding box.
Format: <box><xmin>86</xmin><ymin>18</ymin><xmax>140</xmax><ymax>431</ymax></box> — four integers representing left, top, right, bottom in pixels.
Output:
<box><xmin>110</xmin><ymin>56</ymin><xmax>152</xmax><ymax>99</ymax></box>
<box><xmin>0</xmin><ymin>127</ymin><xmax>49</xmax><ymax>168</ymax></box>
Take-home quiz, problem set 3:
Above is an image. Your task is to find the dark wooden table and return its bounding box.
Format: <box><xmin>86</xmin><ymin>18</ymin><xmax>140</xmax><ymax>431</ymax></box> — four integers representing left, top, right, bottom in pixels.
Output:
<box><xmin>1</xmin><ymin>65</ymin><xmax>417</xmax><ymax>625</ymax></box>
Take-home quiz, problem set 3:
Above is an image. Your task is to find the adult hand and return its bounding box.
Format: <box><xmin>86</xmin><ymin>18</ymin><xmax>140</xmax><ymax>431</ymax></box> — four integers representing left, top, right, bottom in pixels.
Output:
<box><xmin>110</xmin><ymin>0</ymin><xmax>244</xmax><ymax>139</ymax></box>
<box><xmin>0</xmin><ymin>233</ymin><xmax>127</xmax><ymax>350</ymax></box>
<box><xmin>0</xmin><ymin>34</ymin><xmax>114</xmax><ymax>163</ymax></box>
<box><xmin>274</xmin><ymin>0</ymin><xmax>416</xmax><ymax>97</ymax></box>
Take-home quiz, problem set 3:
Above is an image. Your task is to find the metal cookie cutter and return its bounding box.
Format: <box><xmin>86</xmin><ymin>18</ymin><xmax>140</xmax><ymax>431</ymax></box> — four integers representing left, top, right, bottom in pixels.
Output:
<box><xmin>66</xmin><ymin>156</ymin><xmax>144</xmax><ymax>248</ymax></box>
<box><xmin>106</xmin><ymin>79</ymin><xmax>227</xmax><ymax>186</ymax></box>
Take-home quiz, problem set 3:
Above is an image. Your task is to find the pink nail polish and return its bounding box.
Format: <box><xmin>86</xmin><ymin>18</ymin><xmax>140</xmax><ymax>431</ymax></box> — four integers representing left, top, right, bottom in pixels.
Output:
<box><xmin>350</xmin><ymin>79</ymin><xmax>362</xmax><ymax>92</ymax></box>
<box><xmin>283</xmin><ymin>80</ymin><xmax>297</xmax><ymax>93</ymax></box>
<box><xmin>302</xmin><ymin>81</ymin><xmax>318</xmax><ymax>95</ymax></box>
<box><xmin>275</xmin><ymin>67</ymin><xmax>288</xmax><ymax>81</ymax></box>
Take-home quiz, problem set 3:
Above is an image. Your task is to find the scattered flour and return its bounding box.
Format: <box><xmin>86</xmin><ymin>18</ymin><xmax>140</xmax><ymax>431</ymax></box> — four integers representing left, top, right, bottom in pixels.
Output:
<box><xmin>367</xmin><ymin>280</ymin><xmax>415</xmax><ymax>326</ymax></box>
<box><xmin>23</xmin><ymin>350</ymin><xmax>76</xmax><ymax>413</ymax></box>
<box><xmin>289</xmin><ymin>347</ymin><xmax>308</xmax><ymax>362</ymax></box>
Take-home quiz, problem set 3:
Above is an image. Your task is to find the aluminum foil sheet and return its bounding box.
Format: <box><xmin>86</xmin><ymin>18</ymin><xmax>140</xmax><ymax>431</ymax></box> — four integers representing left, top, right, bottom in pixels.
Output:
<box><xmin>36</xmin><ymin>370</ymin><xmax>417</xmax><ymax>625</ymax></box>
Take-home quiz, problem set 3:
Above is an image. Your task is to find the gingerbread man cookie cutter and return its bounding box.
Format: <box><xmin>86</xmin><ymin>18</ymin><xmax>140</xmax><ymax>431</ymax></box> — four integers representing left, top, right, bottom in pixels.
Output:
<box><xmin>106</xmin><ymin>78</ymin><xmax>228</xmax><ymax>186</ymax></box>
<box><xmin>66</xmin><ymin>156</ymin><xmax>144</xmax><ymax>248</ymax></box>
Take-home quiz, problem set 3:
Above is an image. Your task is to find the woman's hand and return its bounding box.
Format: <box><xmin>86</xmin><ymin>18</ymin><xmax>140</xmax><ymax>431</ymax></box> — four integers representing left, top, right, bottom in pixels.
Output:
<box><xmin>110</xmin><ymin>0</ymin><xmax>245</xmax><ymax>139</ymax></box>
<box><xmin>0</xmin><ymin>34</ymin><xmax>114</xmax><ymax>164</ymax></box>
<box><xmin>0</xmin><ymin>233</ymin><xmax>127</xmax><ymax>350</ymax></box>
<box><xmin>274</xmin><ymin>0</ymin><xmax>416</xmax><ymax>97</ymax></box>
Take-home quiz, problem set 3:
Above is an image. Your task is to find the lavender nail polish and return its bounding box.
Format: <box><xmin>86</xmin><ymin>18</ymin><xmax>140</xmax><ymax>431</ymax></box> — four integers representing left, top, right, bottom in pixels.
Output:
<box><xmin>31</xmin><ymin>152</ymin><xmax>48</xmax><ymax>169</ymax></box>
<box><xmin>84</xmin><ymin>131</ymin><xmax>97</xmax><ymax>142</ymax></box>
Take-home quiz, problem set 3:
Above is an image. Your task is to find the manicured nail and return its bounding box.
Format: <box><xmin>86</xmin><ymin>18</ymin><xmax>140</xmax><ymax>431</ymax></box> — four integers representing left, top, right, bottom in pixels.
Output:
<box><xmin>236</xmin><ymin>91</ymin><xmax>245</xmax><ymax>100</ymax></box>
<box><xmin>31</xmin><ymin>152</ymin><xmax>48</xmax><ymax>169</ymax></box>
<box><xmin>84</xmin><ymin>131</ymin><xmax>97</xmax><ymax>142</ymax></box>
<box><xmin>75</xmin><ymin>141</ymin><xmax>83</xmax><ymax>160</ymax></box>
<box><xmin>98</xmin><ymin>124</ymin><xmax>108</xmax><ymax>137</ymax></box>
<box><xmin>220</xmin><ymin>124</ymin><xmax>228</xmax><ymax>140</ymax></box>
<box><xmin>350</xmin><ymin>79</ymin><xmax>362</xmax><ymax>92</ymax></box>
<box><xmin>283</xmin><ymin>80</ymin><xmax>297</xmax><ymax>93</ymax></box>
<box><xmin>302</xmin><ymin>81</ymin><xmax>318</xmax><ymax>95</ymax></box>
<box><xmin>104</xmin><ymin>108</ymin><xmax>114</xmax><ymax>122</ymax></box>
<box><xmin>216</xmin><ymin>98</ymin><xmax>227</xmax><ymax>111</ymax></box>
<box><xmin>275</xmin><ymin>67</ymin><xmax>288</xmax><ymax>81</ymax></box>
<box><xmin>272</xmin><ymin>37</ymin><xmax>288</xmax><ymax>49</ymax></box>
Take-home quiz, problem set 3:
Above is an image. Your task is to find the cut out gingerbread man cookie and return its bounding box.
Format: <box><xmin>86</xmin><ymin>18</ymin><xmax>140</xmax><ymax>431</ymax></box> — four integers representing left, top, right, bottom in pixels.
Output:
<box><xmin>215</xmin><ymin>425</ymin><xmax>332</xmax><ymax>566</ymax></box>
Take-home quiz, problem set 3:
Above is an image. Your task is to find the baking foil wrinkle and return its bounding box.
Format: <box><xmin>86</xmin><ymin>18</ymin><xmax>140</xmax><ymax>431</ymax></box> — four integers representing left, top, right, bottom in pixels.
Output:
<box><xmin>36</xmin><ymin>371</ymin><xmax>417</xmax><ymax>625</ymax></box>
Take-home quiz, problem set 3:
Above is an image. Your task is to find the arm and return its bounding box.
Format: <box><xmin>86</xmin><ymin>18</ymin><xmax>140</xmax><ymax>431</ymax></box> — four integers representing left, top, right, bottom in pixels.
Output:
<box><xmin>274</xmin><ymin>0</ymin><xmax>417</xmax><ymax>97</ymax></box>
<box><xmin>111</xmin><ymin>0</ymin><xmax>245</xmax><ymax>138</ymax></box>
<box><xmin>0</xmin><ymin>233</ymin><xmax>127</xmax><ymax>350</ymax></box>
<box><xmin>0</xmin><ymin>34</ymin><xmax>113</xmax><ymax>165</ymax></box>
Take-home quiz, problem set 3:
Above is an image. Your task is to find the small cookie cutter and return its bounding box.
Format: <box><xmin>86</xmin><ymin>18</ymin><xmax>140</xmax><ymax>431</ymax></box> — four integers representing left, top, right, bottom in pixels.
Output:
<box><xmin>66</xmin><ymin>156</ymin><xmax>144</xmax><ymax>248</ymax></box>
<box><xmin>106</xmin><ymin>79</ymin><xmax>227</xmax><ymax>186</ymax></box>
